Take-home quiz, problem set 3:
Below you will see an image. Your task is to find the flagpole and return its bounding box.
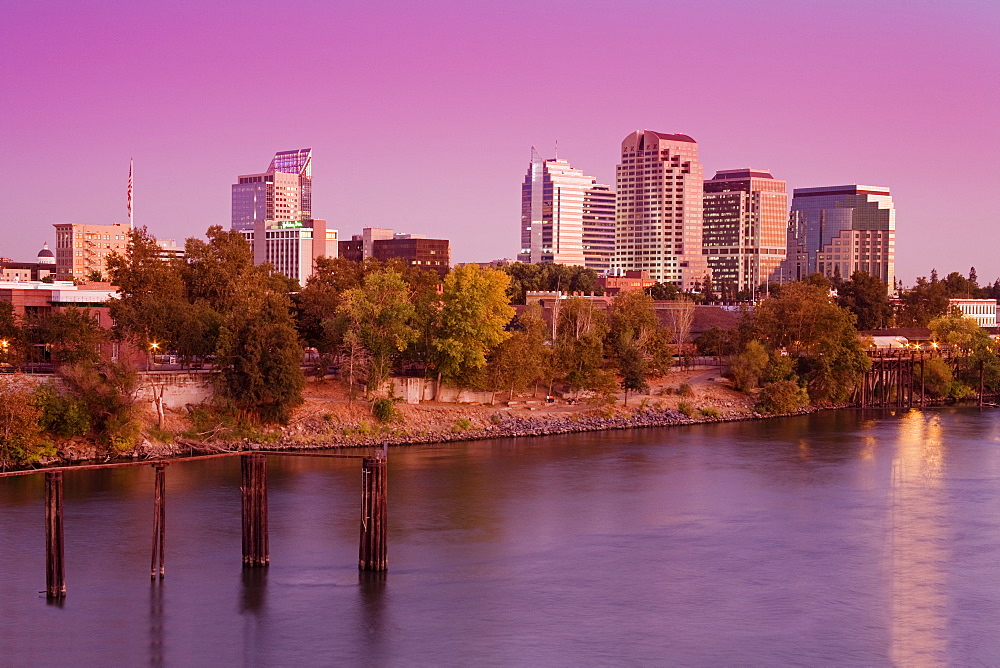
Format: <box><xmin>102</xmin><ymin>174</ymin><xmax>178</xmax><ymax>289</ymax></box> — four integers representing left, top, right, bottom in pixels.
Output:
<box><xmin>128</xmin><ymin>158</ymin><xmax>134</xmax><ymax>228</ymax></box>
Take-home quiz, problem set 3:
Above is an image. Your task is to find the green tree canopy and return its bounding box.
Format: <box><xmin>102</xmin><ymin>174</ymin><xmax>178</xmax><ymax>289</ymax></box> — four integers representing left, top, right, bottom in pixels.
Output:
<box><xmin>837</xmin><ymin>271</ymin><xmax>893</xmax><ymax>330</ymax></box>
<box><xmin>498</xmin><ymin>262</ymin><xmax>602</xmax><ymax>305</ymax></box>
<box><xmin>748</xmin><ymin>281</ymin><xmax>869</xmax><ymax>403</ymax></box>
<box><xmin>338</xmin><ymin>269</ymin><xmax>418</xmax><ymax>397</ymax></box>
<box><xmin>432</xmin><ymin>265</ymin><xmax>515</xmax><ymax>388</ymax></box>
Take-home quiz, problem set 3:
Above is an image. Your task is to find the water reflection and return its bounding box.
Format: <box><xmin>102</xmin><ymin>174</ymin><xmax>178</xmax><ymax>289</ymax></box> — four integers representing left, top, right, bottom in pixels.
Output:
<box><xmin>889</xmin><ymin>409</ymin><xmax>946</xmax><ymax>664</ymax></box>
<box><xmin>149</xmin><ymin>580</ymin><xmax>164</xmax><ymax>667</ymax></box>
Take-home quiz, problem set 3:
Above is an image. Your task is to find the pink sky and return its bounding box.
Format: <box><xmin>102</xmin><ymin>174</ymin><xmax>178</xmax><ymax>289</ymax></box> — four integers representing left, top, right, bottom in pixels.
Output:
<box><xmin>2</xmin><ymin>0</ymin><xmax>998</xmax><ymax>286</ymax></box>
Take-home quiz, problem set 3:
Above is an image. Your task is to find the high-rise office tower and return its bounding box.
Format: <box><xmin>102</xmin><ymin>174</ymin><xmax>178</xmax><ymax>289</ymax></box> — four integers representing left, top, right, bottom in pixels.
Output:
<box><xmin>232</xmin><ymin>148</ymin><xmax>313</xmax><ymax>231</ymax></box>
<box><xmin>582</xmin><ymin>185</ymin><xmax>616</xmax><ymax>275</ymax></box>
<box><xmin>614</xmin><ymin>130</ymin><xmax>707</xmax><ymax>289</ymax></box>
<box><xmin>702</xmin><ymin>169</ymin><xmax>788</xmax><ymax>299</ymax></box>
<box><xmin>232</xmin><ymin>148</ymin><xmax>336</xmax><ymax>284</ymax></box>
<box><xmin>771</xmin><ymin>185</ymin><xmax>895</xmax><ymax>288</ymax></box>
<box><xmin>519</xmin><ymin>149</ymin><xmax>614</xmax><ymax>272</ymax></box>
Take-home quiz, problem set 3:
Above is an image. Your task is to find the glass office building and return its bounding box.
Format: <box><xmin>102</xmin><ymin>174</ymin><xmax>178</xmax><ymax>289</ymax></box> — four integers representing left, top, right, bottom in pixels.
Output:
<box><xmin>771</xmin><ymin>185</ymin><xmax>895</xmax><ymax>289</ymax></box>
<box><xmin>232</xmin><ymin>148</ymin><xmax>313</xmax><ymax>231</ymax></box>
<box><xmin>703</xmin><ymin>169</ymin><xmax>788</xmax><ymax>299</ymax></box>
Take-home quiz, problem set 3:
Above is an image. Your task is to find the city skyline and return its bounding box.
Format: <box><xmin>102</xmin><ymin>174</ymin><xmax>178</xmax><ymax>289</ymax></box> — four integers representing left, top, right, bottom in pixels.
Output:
<box><xmin>2</xmin><ymin>1</ymin><xmax>997</xmax><ymax>285</ymax></box>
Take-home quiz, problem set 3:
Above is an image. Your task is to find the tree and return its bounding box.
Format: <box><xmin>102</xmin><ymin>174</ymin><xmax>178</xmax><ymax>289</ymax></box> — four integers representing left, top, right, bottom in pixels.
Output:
<box><xmin>484</xmin><ymin>304</ymin><xmax>550</xmax><ymax>403</ymax></box>
<box><xmin>730</xmin><ymin>340</ymin><xmax>769</xmax><ymax>392</ymax></box>
<box><xmin>896</xmin><ymin>275</ymin><xmax>950</xmax><ymax>326</ymax></box>
<box><xmin>608</xmin><ymin>290</ymin><xmax>658</xmax><ymax>398</ymax></box>
<box><xmin>748</xmin><ymin>281</ymin><xmax>869</xmax><ymax>403</ymax></box>
<box><xmin>498</xmin><ymin>262</ymin><xmax>603</xmax><ymax>305</ymax></box>
<box><xmin>646</xmin><ymin>281</ymin><xmax>681</xmax><ymax>301</ymax></box>
<box><xmin>58</xmin><ymin>361</ymin><xmax>140</xmax><ymax>451</ymax></box>
<box><xmin>662</xmin><ymin>298</ymin><xmax>695</xmax><ymax>366</ymax></box>
<box><xmin>293</xmin><ymin>256</ymin><xmax>367</xmax><ymax>354</ymax></box>
<box><xmin>106</xmin><ymin>227</ymin><xmax>189</xmax><ymax>356</ymax></box>
<box><xmin>338</xmin><ymin>269</ymin><xmax>417</xmax><ymax>397</ymax></box>
<box><xmin>929</xmin><ymin>312</ymin><xmax>1000</xmax><ymax>394</ymax></box>
<box><xmin>214</xmin><ymin>283</ymin><xmax>306</xmax><ymax>424</ymax></box>
<box><xmin>837</xmin><ymin>271</ymin><xmax>892</xmax><ymax>330</ymax></box>
<box><xmin>0</xmin><ymin>302</ymin><xmax>26</xmax><ymax>368</ymax></box>
<box><xmin>431</xmin><ymin>265</ymin><xmax>515</xmax><ymax>391</ymax></box>
<box><xmin>31</xmin><ymin>307</ymin><xmax>108</xmax><ymax>366</ymax></box>
<box><xmin>554</xmin><ymin>297</ymin><xmax>614</xmax><ymax>399</ymax></box>
<box><xmin>0</xmin><ymin>378</ymin><xmax>46</xmax><ymax>469</ymax></box>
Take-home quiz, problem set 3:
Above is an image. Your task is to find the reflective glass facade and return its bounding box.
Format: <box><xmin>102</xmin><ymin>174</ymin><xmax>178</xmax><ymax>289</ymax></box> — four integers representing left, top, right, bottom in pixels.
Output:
<box><xmin>771</xmin><ymin>185</ymin><xmax>895</xmax><ymax>288</ymax></box>
<box><xmin>702</xmin><ymin>169</ymin><xmax>787</xmax><ymax>298</ymax></box>
<box><xmin>232</xmin><ymin>149</ymin><xmax>313</xmax><ymax>231</ymax></box>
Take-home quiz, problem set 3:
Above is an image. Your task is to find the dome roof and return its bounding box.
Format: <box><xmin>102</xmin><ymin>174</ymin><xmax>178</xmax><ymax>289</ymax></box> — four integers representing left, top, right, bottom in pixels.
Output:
<box><xmin>37</xmin><ymin>242</ymin><xmax>55</xmax><ymax>264</ymax></box>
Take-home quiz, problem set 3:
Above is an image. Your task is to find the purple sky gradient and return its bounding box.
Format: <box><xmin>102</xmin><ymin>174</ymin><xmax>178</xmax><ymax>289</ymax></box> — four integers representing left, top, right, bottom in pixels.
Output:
<box><xmin>2</xmin><ymin>0</ymin><xmax>998</xmax><ymax>286</ymax></box>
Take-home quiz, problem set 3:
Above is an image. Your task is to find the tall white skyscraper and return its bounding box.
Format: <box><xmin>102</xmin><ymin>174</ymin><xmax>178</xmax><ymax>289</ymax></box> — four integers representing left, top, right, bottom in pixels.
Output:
<box><xmin>614</xmin><ymin>130</ymin><xmax>707</xmax><ymax>289</ymax></box>
<box><xmin>519</xmin><ymin>148</ymin><xmax>614</xmax><ymax>271</ymax></box>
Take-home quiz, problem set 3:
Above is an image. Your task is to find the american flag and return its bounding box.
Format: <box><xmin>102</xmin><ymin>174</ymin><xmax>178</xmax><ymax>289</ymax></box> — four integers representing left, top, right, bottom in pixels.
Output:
<box><xmin>127</xmin><ymin>159</ymin><xmax>133</xmax><ymax>221</ymax></box>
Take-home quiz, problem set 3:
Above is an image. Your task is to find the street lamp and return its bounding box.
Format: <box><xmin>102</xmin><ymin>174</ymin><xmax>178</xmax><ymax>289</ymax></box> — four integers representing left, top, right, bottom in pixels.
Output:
<box><xmin>148</xmin><ymin>341</ymin><xmax>161</xmax><ymax>370</ymax></box>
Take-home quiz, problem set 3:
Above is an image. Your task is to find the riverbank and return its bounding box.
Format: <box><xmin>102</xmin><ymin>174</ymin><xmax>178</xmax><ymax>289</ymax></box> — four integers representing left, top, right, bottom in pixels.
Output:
<box><xmin>133</xmin><ymin>366</ymin><xmax>822</xmax><ymax>458</ymax></box>
<box><xmin>24</xmin><ymin>366</ymin><xmax>842</xmax><ymax>467</ymax></box>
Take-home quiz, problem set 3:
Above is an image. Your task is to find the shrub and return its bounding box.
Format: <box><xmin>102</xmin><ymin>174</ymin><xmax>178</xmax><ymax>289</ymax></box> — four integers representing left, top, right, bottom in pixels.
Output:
<box><xmin>677</xmin><ymin>383</ymin><xmax>693</xmax><ymax>397</ymax></box>
<box><xmin>677</xmin><ymin>401</ymin><xmax>695</xmax><ymax>418</ymax></box>
<box><xmin>0</xmin><ymin>379</ymin><xmax>50</xmax><ymax>468</ymax></box>
<box><xmin>34</xmin><ymin>383</ymin><xmax>91</xmax><ymax>438</ymax></box>
<box><xmin>699</xmin><ymin>407</ymin><xmax>721</xmax><ymax>419</ymax></box>
<box><xmin>452</xmin><ymin>417</ymin><xmax>472</xmax><ymax>433</ymax></box>
<box><xmin>757</xmin><ymin>380</ymin><xmax>810</xmax><ymax>414</ymax></box>
<box><xmin>371</xmin><ymin>397</ymin><xmax>402</xmax><ymax>423</ymax></box>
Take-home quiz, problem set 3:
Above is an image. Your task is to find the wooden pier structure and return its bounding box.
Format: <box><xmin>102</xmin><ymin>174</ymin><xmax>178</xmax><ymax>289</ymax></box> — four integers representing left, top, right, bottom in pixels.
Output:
<box><xmin>855</xmin><ymin>349</ymin><xmax>986</xmax><ymax>408</ymax></box>
<box><xmin>0</xmin><ymin>448</ymin><xmax>388</xmax><ymax>600</ymax></box>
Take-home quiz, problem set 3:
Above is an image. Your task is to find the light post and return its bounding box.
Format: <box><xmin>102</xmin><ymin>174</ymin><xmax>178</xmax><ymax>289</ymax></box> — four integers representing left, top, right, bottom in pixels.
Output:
<box><xmin>148</xmin><ymin>341</ymin><xmax>160</xmax><ymax>371</ymax></box>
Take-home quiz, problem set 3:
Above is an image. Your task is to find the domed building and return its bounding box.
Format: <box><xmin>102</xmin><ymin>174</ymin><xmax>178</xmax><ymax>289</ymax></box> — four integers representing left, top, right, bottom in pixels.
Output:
<box><xmin>37</xmin><ymin>242</ymin><xmax>56</xmax><ymax>265</ymax></box>
<box><xmin>0</xmin><ymin>242</ymin><xmax>57</xmax><ymax>282</ymax></box>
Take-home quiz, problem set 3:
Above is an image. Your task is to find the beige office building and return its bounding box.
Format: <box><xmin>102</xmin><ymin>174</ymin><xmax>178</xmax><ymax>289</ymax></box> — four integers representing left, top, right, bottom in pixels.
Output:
<box><xmin>703</xmin><ymin>169</ymin><xmax>788</xmax><ymax>299</ymax></box>
<box><xmin>614</xmin><ymin>130</ymin><xmax>707</xmax><ymax>289</ymax></box>
<box><xmin>240</xmin><ymin>219</ymin><xmax>338</xmax><ymax>286</ymax></box>
<box><xmin>53</xmin><ymin>222</ymin><xmax>131</xmax><ymax>280</ymax></box>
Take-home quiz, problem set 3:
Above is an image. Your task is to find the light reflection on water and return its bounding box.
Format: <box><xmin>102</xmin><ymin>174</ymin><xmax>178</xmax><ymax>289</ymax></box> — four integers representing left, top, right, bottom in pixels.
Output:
<box><xmin>2</xmin><ymin>408</ymin><xmax>1000</xmax><ymax>664</ymax></box>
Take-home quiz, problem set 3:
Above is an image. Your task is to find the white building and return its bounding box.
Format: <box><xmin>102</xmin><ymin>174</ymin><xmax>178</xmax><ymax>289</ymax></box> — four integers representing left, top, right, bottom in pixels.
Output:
<box><xmin>240</xmin><ymin>219</ymin><xmax>338</xmax><ymax>286</ymax></box>
<box><xmin>949</xmin><ymin>298</ymin><xmax>997</xmax><ymax>327</ymax></box>
<box><xmin>520</xmin><ymin>149</ymin><xmax>614</xmax><ymax>272</ymax></box>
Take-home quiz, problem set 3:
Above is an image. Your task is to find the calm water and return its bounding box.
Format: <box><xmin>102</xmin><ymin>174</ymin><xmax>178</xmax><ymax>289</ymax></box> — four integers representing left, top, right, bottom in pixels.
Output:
<box><xmin>3</xmin><ymin>407</ymin><xmax>1000</xmax><ymax>665</ymax></box>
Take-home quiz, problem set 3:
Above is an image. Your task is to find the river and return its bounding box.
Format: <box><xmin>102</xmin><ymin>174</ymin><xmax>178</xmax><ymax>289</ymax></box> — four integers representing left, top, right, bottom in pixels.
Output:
<box><xmin>2</xmin><ymin>407</ymin><xmax>1000</xmax><ymax>664</ymax></box>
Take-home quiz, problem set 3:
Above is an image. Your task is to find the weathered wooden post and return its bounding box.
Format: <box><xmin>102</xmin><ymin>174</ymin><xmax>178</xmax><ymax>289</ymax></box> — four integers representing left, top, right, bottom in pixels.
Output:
<box><xmin>359</xmin><ymin>454</ymin><xmax>387</xmax><ymax>571</ymax></box>
<box><xmin>979</xmin><ymin>359</ymin><xmax>985</xmax><ymax>407</ymax></box>
<box><xmin>241</xmin><ymin>453</ymin><xmax>269</xmax><ymax>567</ymax></box>
<box><xmin>150</xmin><ymin>463</ymin><xmax>167</xmax><ymax>579</ymax></box>
<box><xmin>44</xmin><ymin>471</ymin><xmax>66</xmax><ymax>599</ymax></box>
<box><xmin>920</xmin><ymin>354</ymin><xmax>926</xmax><ymax>408</ymax></box>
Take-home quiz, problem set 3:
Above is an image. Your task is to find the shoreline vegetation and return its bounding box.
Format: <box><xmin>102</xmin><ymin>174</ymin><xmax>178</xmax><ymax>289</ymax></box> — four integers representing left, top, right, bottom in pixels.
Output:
<box><xmin>3</xmin><ymin>228</ymin><xmax>999</xmax><ymax>473</ymax></box>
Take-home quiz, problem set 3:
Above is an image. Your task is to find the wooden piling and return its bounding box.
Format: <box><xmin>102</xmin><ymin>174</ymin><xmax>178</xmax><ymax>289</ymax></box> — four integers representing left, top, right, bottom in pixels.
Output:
<box><xmin>150</xmin><ymin>464</ymin><xmax>166</xmax><ymax>579</ymax></box>
<box><xmin>240</xmin><ymin>454</ymin><xmax>269</xmax><ymax>567</ymax></box>
<box><xmin>44</xmin><ymin>471</ymin><xmax>65</xmax><ymax>599</ymax></box>
<box><xmin>359</xmin><ymin>455</ymin><xmax>387</xmax><ymax>571</ymax></box>
<box><xmin>979</xmin><ymin>360</ymin><xmax>985</xmax><ymax>407</ymax></box>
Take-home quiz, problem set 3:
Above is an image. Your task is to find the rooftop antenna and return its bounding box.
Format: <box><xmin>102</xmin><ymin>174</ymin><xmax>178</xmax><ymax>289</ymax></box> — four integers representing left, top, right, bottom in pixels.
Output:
<box><xmin>554</xmin><ymin>139</ymin><xmax>558</xmax><ymax>159</ymax></box>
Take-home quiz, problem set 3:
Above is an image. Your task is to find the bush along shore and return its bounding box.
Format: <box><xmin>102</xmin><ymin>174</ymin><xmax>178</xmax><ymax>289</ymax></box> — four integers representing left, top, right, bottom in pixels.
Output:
<box><xmin>165</xmin><ymin>403</ymin><xmax>830</xmax><ymax>458</ymax></box>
